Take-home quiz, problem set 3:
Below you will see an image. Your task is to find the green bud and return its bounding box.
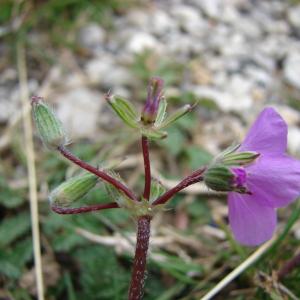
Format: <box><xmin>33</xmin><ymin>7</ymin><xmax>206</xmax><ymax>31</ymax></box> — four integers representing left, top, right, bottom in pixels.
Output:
<box><xmin>31</xmin><ymin>96</ymin><xmax>67</xmax><ymax>149</ymax></box>
<box><xmin>106</xmin><ymin>93</ymin><xmax>139</xmax><ymax>128</ymax></box>
<box><xmin>49</xmin><ymin>173</ymin><xmax>98</xmax><ymax>207</ymax></box>
<box><xmin>204</xmin><ymin>165</ymin><xmax>235</xmax><ymax>192</ymax></box>
<box><xmin>157</xmin><ymin>102</ymin><xmax>197</xmax><ymax>129</ymax></box>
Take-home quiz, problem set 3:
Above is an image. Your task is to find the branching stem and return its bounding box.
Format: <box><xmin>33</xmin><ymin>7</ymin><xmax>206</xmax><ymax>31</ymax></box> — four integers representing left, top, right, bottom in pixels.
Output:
<box><xmin>152</xmin><ymin>167</ymin><xmax>206</xmax><ymax>206</ymax></box>
<box><xmin>58</xmin><ymin>146</ymin><xmax>138</xmax><ymax>202</ymax></box>
<box><xmin>141</xmin><ymin>136</ymin><xmax>151</xmax><ymax>200</ymax></box>
<box><xmin>51</xmin><ymin>202</ymin><xmax>119</xmax><ymax>214</ymax></box>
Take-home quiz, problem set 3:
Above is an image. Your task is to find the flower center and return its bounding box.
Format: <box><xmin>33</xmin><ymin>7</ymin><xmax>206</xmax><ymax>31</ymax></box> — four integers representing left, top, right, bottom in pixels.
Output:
<box><xmin>231</xmin><ymin>167</ymin><xmax>247</xmax><ymax>188</ymax></box>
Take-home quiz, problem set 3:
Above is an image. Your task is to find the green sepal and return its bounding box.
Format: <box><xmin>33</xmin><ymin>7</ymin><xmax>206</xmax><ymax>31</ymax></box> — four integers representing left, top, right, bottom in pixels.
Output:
<box><xmin>140</xmin><ymin>127</ymin><xmax>168</xmax><ymax>140</ymax></box>
<box><xmin>49</xmin><ymin>173</ymin><xmax>98</xmax><ymax>207</ymax></box>
<box><xmin>106</xmin><ymin>94</ymin><xmax>140</xmax><ymax>128</ymax></box>
<box><xmin>149</xmin><ymin>178</ymin><xmax>166</xmax><ymax>204</ymax></box>
<box><xmin>223</xmin><ymin>151</ymin><xmax>260</xmax><ymax>166</ymax></box>
<box><xmin>121</xmin><ymin>197</ymin><xmax>166</xmax><ymax>217</ymax></box>
<box><xmin>218</xmin><ymin>143</ymin><xmax>241</xmax><ymax>157</ymax></box>
<box><xmin>104</xmin><ymin>171</ymin><xmax>129</xmax><ymax>207</ymax></box>
<box><xmin>157</xmin><ymin>102</ymin><xmax>197</xmax><ymax>129</ymax></box>
<box><xmin>204</xmin><ymin>165</ymin><xmax>234</xmax><ymax>192</ymax></box>
<box><xmin>154</xmin><ymin>97</ymin><xmax>167</xmax><ymax>126</ymax></box>
<box><xmin>31</xmin><ymin>97</ymin><xmax>67</xmax><ymax>149</ymax></box>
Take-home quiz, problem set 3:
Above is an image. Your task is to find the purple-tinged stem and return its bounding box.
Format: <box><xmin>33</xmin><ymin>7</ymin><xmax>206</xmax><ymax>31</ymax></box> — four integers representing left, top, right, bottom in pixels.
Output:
<box><xmin>128</xmin><ymin>216</ymin><xmax>151</xmax><ymax>300</ymax></box>
<box><xmin>141</xmin><ymin>136</ymin><xmax>151</xmax><ymax>201</ymax></box>
<box><xmin>152</xmin><ymin>167</ymin><xmax>206</xmax><ymax>206</ymax></box>
<box><xmin>57</xmin><ymin>146</ymin><xmax>138</xmax><ymax>202</ymax></box>
<box><xmin>278</xmin><ymin>251</ymin><xmax>300</xmax><ymax>280</ymax></box>
<box><xmin>51</xmin><ymin>202</ymin><xmax>119</xmax><ymax>215</ymax></box>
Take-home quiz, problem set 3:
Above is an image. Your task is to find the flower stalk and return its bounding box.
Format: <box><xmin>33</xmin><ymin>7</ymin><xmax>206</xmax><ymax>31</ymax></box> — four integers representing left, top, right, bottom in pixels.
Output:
<box><xmin>51</xmin><ymin>202</ymin><xmax>119</xmax><ymax>214</ymax></box>
<box><xmin>57</xmin><ymin>145</ymin><xmax>138</xmax><ymax>202</ymax></box>
<box><xmin>128</xmin><ymin>216</ymin><xmax>151</xmax><ymax>300</ymax></box>
<box><xmin>153</xmin><ymin>167</ymin><xmax>206</xmax><ymax>206</ymax></box>
<box><xmin>141</xmin><ymin>136</ymin><xmax>151</xmax><ymax>201</ymax></box>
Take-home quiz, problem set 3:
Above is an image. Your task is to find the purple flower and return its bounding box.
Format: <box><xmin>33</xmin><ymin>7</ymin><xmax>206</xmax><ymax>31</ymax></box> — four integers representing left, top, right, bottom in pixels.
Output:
<box><xmin>228</xmin><ymin>108</ymin><xmax>300</xmax><ymax>246</ymax></box>
<box><xmin>141</xmin><ymin>77</ymin><xmax>164</xmax><ymax>124</ymax></box>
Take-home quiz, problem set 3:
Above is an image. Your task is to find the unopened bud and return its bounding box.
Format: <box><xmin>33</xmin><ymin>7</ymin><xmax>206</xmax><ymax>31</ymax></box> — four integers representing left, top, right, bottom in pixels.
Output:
<box><xmin>31</xmin><ymin>96</ymin><xmax>67</xmax><ymax>149</ymax></box>
<box><xmin>141</xmin><ymin>77</ymin><xmax>164</xmax><ymax>124</ymax></box>
<box><xmin>49</xmin><ymin>173</ymin><xmax>98</xmax><ymax>207</ymax></box>
<box><xmin>204</xmin><ymin>165</ymin><xmax>235</xmax><ymax>192</ymax></box>
<box><xmin>204</xmin><ymin>165</ymin><xmax>249</xmax><ymax>194</ymax></box>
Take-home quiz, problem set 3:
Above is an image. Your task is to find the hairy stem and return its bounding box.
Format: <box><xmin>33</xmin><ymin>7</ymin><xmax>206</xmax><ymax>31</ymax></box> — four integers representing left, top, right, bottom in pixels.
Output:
<box><xmin>141</xmin><ymin>136</ymin><xmax>151</xmax><ymax>200</ymax></box>
<box><xmin>128</xmin><ymin>216</ymin><xmax>151</xmax><ymax>300</ymax></box>
<box><xmin>51</xmin><ymin>202</ymin><xmax>119</xmax><ymax>214</ymax></box>
<box><xmin>58</xmin><ymin>146</ymin><xmax>138</xmax><ymax>202</ymax></box>
<box><xmin>152</xmin><ymin>167</ymin><xmax>206</xmax><ymax>206</ymax></box>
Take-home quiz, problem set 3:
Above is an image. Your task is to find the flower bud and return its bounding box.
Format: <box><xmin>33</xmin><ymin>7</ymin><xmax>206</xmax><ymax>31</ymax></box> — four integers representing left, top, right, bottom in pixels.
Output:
<box><xmin>204</xmin><ymin>165</ymin><xmax>249</xmax><ymax>193</ymax></box>
<box><xmin>204</xmin><ymin>165</ymin><xmax>235</xmax><ymax>192</ymax></box>
<box><xmin>31</xmin><ymin>96</ymin><xmax>67</xmax><ymax>149</ymax></box>
<box><xmin>141</xmin><ymin>77</ymin><xmax>164</xmax><ymax>124</ymax></box>
<box><xmin>49</xmin><ymin>173</ymin><xmax>98</xmax><ymax>207</ymax></box>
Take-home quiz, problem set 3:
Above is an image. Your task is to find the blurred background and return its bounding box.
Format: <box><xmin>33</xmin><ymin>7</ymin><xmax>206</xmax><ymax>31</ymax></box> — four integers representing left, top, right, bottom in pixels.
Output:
<box><xmin>1</xmin><ymin>0</ymin><xmax>300</xmax><ymax>299</ymax></box>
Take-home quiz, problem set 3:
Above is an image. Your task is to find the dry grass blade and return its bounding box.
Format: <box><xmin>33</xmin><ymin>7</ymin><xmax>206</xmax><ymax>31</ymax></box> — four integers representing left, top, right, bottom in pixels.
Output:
<box><xmin>200</xmin><ymin>237</ymin><xmax>276</xmax><ymax>300</ymax></box>
<box><xmin>17</xmin><ymin>41</ymin><xmax>45</xmax><ymax>300</ymax></box>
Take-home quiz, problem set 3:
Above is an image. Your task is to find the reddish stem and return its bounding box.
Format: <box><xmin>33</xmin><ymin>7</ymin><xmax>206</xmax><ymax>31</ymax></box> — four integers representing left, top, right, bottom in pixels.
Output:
<box><xmin>278</xmin><ymin>251</ymin><xmax>300</xmax><ymax>280</ymax></box>
<box><xmin>141</xmin><ymin>136</ymin><xmax>151</xmax><ymax>200</ymax></box>
<box><xmin>152</xmin><ymin>167</ymin><xmax>206</xmax><ymax>206</ymax></box>
<box><xmin>51</xmin><ymin>202</ymin><xmax>119</xmax><ymax>214</ymax></box>
<box><xmin>58</xmin><ymin>146</ymin><xmax>138</xmax><ymax>202</ymax></box>
<box><xmin>128</xmin><ymin>216</ymin><xmax>151</xmax><ymax>300</ymax></box>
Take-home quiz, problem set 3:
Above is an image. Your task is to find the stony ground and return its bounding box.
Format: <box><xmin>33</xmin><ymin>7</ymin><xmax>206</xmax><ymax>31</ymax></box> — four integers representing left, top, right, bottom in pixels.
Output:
<box><xmin>1</xmin><ymin>0</ymin><xmax>300</xmax><ymax>299</ymax></box>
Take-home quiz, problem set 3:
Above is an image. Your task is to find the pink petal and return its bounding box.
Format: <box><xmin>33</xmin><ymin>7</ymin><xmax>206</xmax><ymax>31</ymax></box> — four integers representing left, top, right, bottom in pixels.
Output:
<box><xmin>247</xmin><ymin>155</ymin><xmax>300</xmax><ymax>208</ymax></box>
<box><xmin>240</xmin><ymin>107</ymin><xmax>287</xmax><ymax>155</ymax></box>
<box><xmin>228</xmin><ymin>192</ymin><xmax>276</xmax><ymax>246</ymax></box>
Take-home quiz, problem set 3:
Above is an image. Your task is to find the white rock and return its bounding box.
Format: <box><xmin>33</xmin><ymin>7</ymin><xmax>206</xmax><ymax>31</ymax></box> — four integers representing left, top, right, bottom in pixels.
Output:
<box><xmin>272</xmin><ymin>105</ymin><xmax>300</xmax><ymax>126</ymax></box>
<box><xmin>244</xmin><ymin>66</ymin><xmax>272</xmax><ymax>87</ymax></box>
<box><xmin>171</xmin><ymin>5</ymin><xmax>204</xmax><ymax>34</ymax></box>
<box><xmin>192</xmin><ymin>0</ymin><xmax>223</xmax><ymax>19</ymax></box>
<box><xmin>0</xmin><ymin>80</ymin><xmax>38</xmax><ymax>122</ymax></box>
<box><xmin>235</xmin><ymin>17</ymin><xmax>262</xmax><ymax>39</ymax></box>
<box><xmin>56</xmin><ymin>88</ymin><xmax>102</xmax><ymax>138</ymax></box>
<box><xmin>284</xmin><ymin>52</ymin><xmax>300</xmax><ymax>90</ymax></box>
<box><xmin>193</xmin><ymin>85</ymin><xmax>252</xmax><ymax>112</ymax></box>
<box><xmin>78</xmin><ymin>23</ymin><xmax>105</xmax><ymax>49</ymax></box>
<box><xmin>288</xmin><ymin>126</ymin><xmax>300</xmax><ymax>155</ymax></box>
<box><xmin>85</xmin><ymin>57</ymin><xmax>134</xmax><ymax>87</ymax></box>
<box><xmin>167</xmin><ymin>33</ymin><xmax>204</xmax><ymax>55</ymax></box>
<box><xmin>288</xmin><ymin>5</ymin><xmax>300</xmax><ymax>30</ymax></box>
<box><xmin>0</xmin><ymin>89</ymin><xmax>16</xmax><ymax>122</ymax></box>
<box><xmin>221</xmin><ymin>33</ymin><xmax>249</xmax><ymax>56</ymax></box>
<box><xmin>150</xmin><ymin>10</ymin><xmax>175</xmax><ymax>35</ymax></box>
<box><xmin>85</xmin><ymin>56</ymin><xmax>114</xmax><ymax>83</ymax></box>
<box><xmin>126</xmin><ymin>9</ymin><xmax>149</xmax><ymax>29</ymax></box>
<box><xmin>126</xmin><ymin>32</ymin><xmax>157</xmax><ymax>54</ymax></box>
